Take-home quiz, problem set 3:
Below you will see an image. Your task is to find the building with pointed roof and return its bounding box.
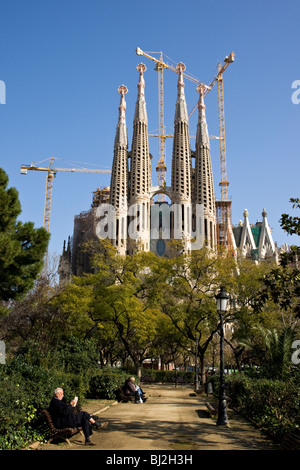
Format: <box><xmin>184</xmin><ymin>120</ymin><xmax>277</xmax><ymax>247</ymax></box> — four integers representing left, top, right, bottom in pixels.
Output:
<box><xmin>59</xmin><ymin>60</ymin><xmax>279</xmax><ymax>277</ymax></box>
<box><xmin>232</xmin><ymin>208</ymin><xmax>277</xmax><ymax>262</ymax></box>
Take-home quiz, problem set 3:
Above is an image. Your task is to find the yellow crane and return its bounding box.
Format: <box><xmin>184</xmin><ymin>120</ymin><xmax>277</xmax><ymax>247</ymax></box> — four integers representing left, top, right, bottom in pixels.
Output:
<box><xmin>20</xmin><ymin>157</ymin><xmax>111</xmax><ymax>232</ymax></box>
<box><xmin>136</xmin><ymin>47</ymin><xmax>209</xmax><ymax>202</ymax></box>
<box><xmin>206</xmin><ymin>53</ymin><xmax>235</xmax><ymax>249</ymax></box>
<box><xmin>188</xmin><ymin>52</ymin><xmax>235</xmax><ymax>202</ymax></box>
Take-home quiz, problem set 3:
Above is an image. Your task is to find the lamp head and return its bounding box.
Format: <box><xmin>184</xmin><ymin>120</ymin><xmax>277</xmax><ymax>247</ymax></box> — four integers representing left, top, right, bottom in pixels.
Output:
<box><xmin>216</xmin><ymin>287</ymin><xmax>230</xmax><ymax>313</ymax></box>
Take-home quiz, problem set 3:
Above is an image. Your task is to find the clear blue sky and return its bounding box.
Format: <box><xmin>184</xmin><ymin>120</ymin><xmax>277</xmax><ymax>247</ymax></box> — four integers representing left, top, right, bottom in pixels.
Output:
<box><xmin>1</xmin><ymin>0</ymin><xmax>299</xmax><ymax>259</ymax></box>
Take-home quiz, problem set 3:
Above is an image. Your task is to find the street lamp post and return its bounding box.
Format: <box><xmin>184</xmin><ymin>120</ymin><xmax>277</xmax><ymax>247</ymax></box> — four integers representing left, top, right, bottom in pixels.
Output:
<box><xmin>215</xmin><ymin>286</ymin><xmax>230</xmax><ymax>426</ymax></box>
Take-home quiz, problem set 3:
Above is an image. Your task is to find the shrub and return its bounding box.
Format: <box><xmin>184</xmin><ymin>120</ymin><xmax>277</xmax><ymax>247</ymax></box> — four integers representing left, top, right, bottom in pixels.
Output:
<box><xmin>214</xmin><ymin>373</ymin><xmax>300</xmax><ymax>441</ymax></box>
<box><xmin>88</xmin><ymin>368</ymin><xmax>131</xmax><ymax>399</ymax></box>
<box><xmin>55</xmin><ymin>335</ymin><xmax>99</xmax><ymax>376</ymax></box>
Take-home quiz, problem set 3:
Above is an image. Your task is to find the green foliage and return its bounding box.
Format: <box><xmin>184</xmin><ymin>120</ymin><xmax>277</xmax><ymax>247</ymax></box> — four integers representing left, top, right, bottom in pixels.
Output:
<box><xmin>255</xmin><ymin>197</ymin><xmax>300</xmax><ymax>317</ymax></box>
<box><xmin>140</xmin><ymin>368</ymin><xmax>194</xmax><ymax>384</ymax></box>
<box><xmin>237</xmin><ymin>325</ymin><xmax>299</xmax><ymax>379</ymax></box>
<box><xmin>211</xmin><ymin>373</ymin><xmax>300</xmax><ymax>441</ymax></box>
<box><xmin>88</xmin><ymin>368</ymin><xmax>131</xmax><ymax>399</ymax></box>
<box><xmin>55</xmin><ymin>335</ymin><xmax>99</xmax><ymax>375</ymax></box>
<box><xmin>280</xmin><ymin>197</ymin><xmax>300</xmax><ymax>237</ymax></box>
<box><xmin>0</xmin><ymin>168</ymin><xmax>49</xmax><ymax>301</ymax></box>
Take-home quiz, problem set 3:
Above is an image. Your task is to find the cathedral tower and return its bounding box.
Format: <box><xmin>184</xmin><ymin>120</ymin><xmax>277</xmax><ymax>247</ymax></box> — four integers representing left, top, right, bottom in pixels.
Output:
<box><xmin>109</xmin><ymin>84</ymin><xmax>129</xmax><ymax>255</ymax></box>
<box><xmin>128</xmin><ymin>63</ymin><xmax>151</xmax><ymax>252</ymax></box>
<box><xmin>171</xmin><ymin>63</ymin><xmax>192</xmax><ymax>250</ymax></box>
<box><xmin>194</xmin><ymin>85</ymin><xmax>216</xmax><ymax>248</ymax></box>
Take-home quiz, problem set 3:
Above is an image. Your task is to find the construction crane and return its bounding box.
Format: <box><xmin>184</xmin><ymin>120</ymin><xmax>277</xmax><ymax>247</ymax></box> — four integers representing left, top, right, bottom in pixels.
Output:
<box><xmin>188</xmin><ymin>52</ymin><xmax>235</xmax><ymax>203</ymax></box>
<box><xmin>20</xmin><ymin>157</ymin><xmax>111</xmax><ymax>232</ymax></box>
<box><xmin>136</xmin><ymin>48</ymin><xmax>234</xmax><ymax>204</ymax></box>
<box><xmin>208</xmin><ymin>53</ymin><xmax>235</xmax><ymax>250</ymax></box>
<box><xmin>136</xmin><ymin>47</ymin><xmax>209</xmax><ymax>202</ymax></box>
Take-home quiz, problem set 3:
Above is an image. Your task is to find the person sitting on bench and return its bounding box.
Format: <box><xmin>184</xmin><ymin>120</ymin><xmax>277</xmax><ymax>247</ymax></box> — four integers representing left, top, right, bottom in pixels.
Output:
<box><xmin>123</xmin><ymin>377</ymin><xmax>146</xmax><ymax>403</ymax></box>
<box><xmin>48</xmin><ymin>387</ymin><xmax>107</xmax><ymax>445</ymax></box>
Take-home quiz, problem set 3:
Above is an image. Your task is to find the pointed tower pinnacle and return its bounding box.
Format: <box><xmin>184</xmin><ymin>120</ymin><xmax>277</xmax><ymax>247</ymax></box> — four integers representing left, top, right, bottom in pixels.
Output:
<box><xmin>171</xmin><ymin>62</ymin><xmax>191</xmax><ymax>203</ymax></box>
<box><xmin>129</xmin><ymin>63</ymin><xmax>151</xmax><ymax>252</ymax></box>
<box><xmin>109</xmin><ymin>85</ymin><xmax>129</xmax><ymax>255</ymax></box>
<box><xmin>193</xmin><ymin>85</ymin><xmax>216</xmax><ymax>248</ymax></box>
<box><xmin>258</xmin><ymin>208</ymin><xmax>276</xmax><ymax>260</ymax></box>
<box><xmin>196</xmin><ymin>85</ymin><xmax>210</xmax><ymax>148</ymax></box>
<box><xmin>171</xmin><ymin>63</ymin><xmax>192</xmax><ymax>250</ymax></box>
<box><xmin>114</xmin><ymin>85</ymin><xmax>128</xmax><ymax>149</ymax></box>
<box><xmin>134</xmin><ymin>63</ymin><xmax>148</xmax><ymax>124</ymax></box>
<box><xmin>174</xmin><ymin>62</ymin><xmax>189</xmax><ymax>125</ymax></box>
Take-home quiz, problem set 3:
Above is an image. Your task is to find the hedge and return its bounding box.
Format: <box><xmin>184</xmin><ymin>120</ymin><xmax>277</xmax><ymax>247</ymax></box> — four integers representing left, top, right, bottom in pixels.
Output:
<box><xmin>209</xmin><ymin>373</ymin><xmax>300</xmax><ymax>441</ymax></box>
<box><xmin>140</xmin><ymin>368</ymin><xmax>194</xmax><ymax>383</ymax></box>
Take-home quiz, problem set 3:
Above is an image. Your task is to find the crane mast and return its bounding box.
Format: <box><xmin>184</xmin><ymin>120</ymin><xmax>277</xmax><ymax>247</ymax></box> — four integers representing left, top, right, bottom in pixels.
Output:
<box><xmin>218</xmin><ymin>66</ymin><xmax>228</xmax><ymax>202</ymax></box>
<box><xmin>136</xmin><ymin>48</ymin><xmax>169</xmax><ymax>202</ymax></box>
<box><xmin>156</xmin><ymin>53</ymin><xmax>167</xmax><ymax>202</ymax></box>
<box><xmin>20</xmin><ymin>157</ymin><xmax>111</xmax><ymax>232</ymax></box>
<box><xmin>215</xmin><ymin>53</ymin><xmax>235</xmax><ymax>249</ymax></box>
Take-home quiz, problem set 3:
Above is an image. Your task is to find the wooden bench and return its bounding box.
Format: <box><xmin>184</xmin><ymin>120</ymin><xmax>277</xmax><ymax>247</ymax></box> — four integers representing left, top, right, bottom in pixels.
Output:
<box><xmin>41</xmin><ymin>409</ymin><xmax>84</xmax><ymax>445</ymax></box>
<box><xmin>281</xmin><ymin>432</ymin><xmax>300</xmax><ymax>450</ymax></box>
<box><xmin>205</xmin><ymin>402</ymin><xmax>218</xmax><ymax>415</ymax></box>
<box><xmin>118</xmin><ymin>386</ymin><xmax>135</xmax><ymax>403</ymax></box>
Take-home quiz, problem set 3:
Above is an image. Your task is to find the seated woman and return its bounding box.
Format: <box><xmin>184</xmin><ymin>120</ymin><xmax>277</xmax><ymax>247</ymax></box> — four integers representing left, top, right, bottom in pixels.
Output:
<box><xmin>123</xmin><ymin>377</ymin><xmax>146</xmax><ymax>403</ymax></box>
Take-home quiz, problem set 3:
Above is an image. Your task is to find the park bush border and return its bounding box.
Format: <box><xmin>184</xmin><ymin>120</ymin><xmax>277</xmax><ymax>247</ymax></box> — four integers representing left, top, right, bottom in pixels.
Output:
<box><xmin>209</xmin><ymin>373</ymin><xmax>300</xmax><ymax>442</ymax></box>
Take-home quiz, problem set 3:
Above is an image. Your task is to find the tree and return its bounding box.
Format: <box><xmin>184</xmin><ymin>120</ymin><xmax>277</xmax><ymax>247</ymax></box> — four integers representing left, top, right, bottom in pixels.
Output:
<box><xmin>238</xmin><ymin>324</ymin><xmax>299</xmax><ymax>379</ymax></box>
<box><xmin>254</xmin><ymin>198</ymin><xmax>300</xmax><ymax>318</ymax></box>
<box><xmin>56</xmin><ymin>240</ymin><xmax>164</xmax><ymax>377</ymax></box>
<box><xmin>0</xmin><ymin>168</ymin><xmax>49</xmax><ymax>302</ymax></box>
<box><xmin>149</xmin><ymin>246</ymin><xmax>238</xmax><ymax>390</ymax></box>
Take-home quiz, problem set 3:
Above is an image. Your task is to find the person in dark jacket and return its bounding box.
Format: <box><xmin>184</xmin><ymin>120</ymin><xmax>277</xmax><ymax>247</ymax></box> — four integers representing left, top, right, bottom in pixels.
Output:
<box><xmin>123</xmin><ymin>377</ymin><xmax>146</xmax><ymax>403</ymax></box>
<box><xmin>48</xmin><ymin>388</ymin><xmax>107</xmax><ymax>445</ymax></box>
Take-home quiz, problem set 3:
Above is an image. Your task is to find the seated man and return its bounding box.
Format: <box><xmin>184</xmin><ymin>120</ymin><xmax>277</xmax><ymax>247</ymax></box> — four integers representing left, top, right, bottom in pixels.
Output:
<box><xmin>48</xmin><ymin>387</ymin><xmax>107</xmax><ymax>445</ymax></box>
<box><xmin>123</xmin><ymin>377</ymin><xmax>146</xmax><ymax>403</ymax></box>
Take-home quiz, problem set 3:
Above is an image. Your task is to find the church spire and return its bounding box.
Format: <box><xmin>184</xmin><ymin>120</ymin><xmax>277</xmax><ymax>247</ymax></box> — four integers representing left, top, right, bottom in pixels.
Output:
<box><xmin>174</xmin><ymin>62</ymin><xmax>189</xmax><ymax>125</ymax></box>
<box><xmin>193</xmin><ymin>85</ymin><xmax>216</xmax><ymax>248</ymax></box>
<box><xmin>171</xmin><ymin>63</ymin><xmax>192</xmax><ymax>251</ymax></box>
<box><xmin>171</xmin><ymin>63</ymin><xmax>191</xmax><ymax>203</ymax></box>
<box><xmin>134</xmin><ymin>63</ymin><xmax>148</xmax><ymax>124</ymax></box>
<box><xmin>114</xmin><ymin>84</ymin><xmax>128</xmax><ymax>148</ymax></box>
<box><xmin>109</xmin><ymin>85</ymin><xmax>129</xmax><ymax>255</ymax></box>
<box><xmin>128</xmin><ymin>63</ymin><xmax>151</xmax><ymax>252</ymax></box>
<box><xmin>196</xmin><ymin>85</ymin><xmax>210</xmax><ymax>148</ymax></box>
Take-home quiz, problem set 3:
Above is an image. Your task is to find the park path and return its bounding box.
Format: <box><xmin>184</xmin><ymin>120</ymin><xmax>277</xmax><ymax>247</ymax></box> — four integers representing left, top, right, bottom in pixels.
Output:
<box><xmin>38</xmin><ymin>384</ymin><xmax>280</xmax><ymax>451</ymax></box>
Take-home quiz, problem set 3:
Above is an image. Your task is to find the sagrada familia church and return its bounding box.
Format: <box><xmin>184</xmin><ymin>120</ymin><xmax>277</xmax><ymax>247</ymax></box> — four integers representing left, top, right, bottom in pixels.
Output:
<box><xmin>59</xmin><ymin>62</ymin><xmax>279</xmax><ymax>278</ymax></box>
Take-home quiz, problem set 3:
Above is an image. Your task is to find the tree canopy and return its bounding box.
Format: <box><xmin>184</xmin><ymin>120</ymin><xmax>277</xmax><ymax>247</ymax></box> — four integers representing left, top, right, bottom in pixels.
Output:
<box><xmin>254</xmin><ymin>197</ymin><xmax>300</xmax><ymax>318</ymax></box>
<box><xmin>0</xmin><ymin>168</ymin><xmax>49</xmax><ymax>301</ymax></box>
